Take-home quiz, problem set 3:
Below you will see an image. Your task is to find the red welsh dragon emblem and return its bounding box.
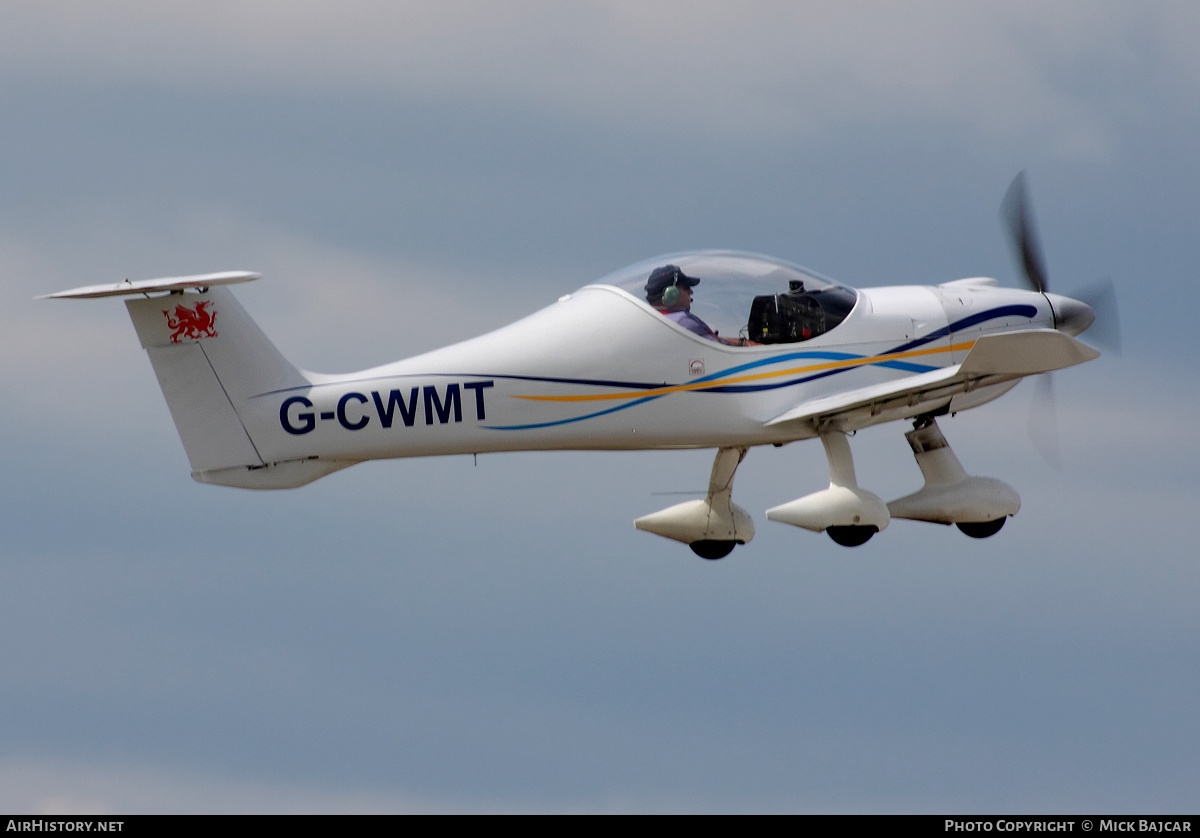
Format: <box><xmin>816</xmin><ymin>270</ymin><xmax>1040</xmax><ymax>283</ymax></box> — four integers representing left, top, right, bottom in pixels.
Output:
<box><xmin>163</xmin><ymin>301</ymin><xmax>218</xmax><ymax>343</ymax></box>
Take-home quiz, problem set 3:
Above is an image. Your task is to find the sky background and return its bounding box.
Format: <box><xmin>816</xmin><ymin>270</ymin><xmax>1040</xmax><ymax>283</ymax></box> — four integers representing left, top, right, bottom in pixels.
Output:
<box><xmin>2</xmin><ymin>1</ymin><xmax>1198</xmax><ymax>813</ymax></box>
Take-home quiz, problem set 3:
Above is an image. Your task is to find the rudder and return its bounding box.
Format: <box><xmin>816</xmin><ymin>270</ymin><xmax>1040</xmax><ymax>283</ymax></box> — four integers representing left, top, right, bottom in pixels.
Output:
<box><xmin>46</xmin><ymin>272</ymin><xmax>355</xmax><ymax>489</ymax></box>
<box><xmin>126</xmin><ymin>286</ymin><xmax>303</xmax><ymax>471</ymax></box>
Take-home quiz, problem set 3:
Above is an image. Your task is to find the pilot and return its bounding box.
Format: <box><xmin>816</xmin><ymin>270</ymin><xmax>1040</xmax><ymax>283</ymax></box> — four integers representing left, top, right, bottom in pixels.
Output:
<box><xmin>645</xmin><ymin>265</ymin><xmax>752</xmax><ymax>346</ymax></box>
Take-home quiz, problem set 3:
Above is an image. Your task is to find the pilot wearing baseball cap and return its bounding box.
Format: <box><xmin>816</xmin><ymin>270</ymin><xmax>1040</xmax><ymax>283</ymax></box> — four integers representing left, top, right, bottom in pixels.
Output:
<box><xmin>645</xmin><ymin>265</ymin><xmax>751</xmax><ymax>346</ymax></box>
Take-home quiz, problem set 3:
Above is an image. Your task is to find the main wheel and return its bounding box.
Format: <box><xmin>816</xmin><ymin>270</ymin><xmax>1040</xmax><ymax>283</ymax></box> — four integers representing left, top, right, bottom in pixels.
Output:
<box><xmin>826</xmin><ymin>525</ymin><xmax>877</xmax><ymax>547</ymax></box>
<box><xmin>956</xmin><ymin>518</ymin><xmax>1006</xmax><ymax>539</ymax></box>
<box><xmin>689</xmin><ymin>540</ymin><xmax>738</xmax><ymax>560</ymax></box>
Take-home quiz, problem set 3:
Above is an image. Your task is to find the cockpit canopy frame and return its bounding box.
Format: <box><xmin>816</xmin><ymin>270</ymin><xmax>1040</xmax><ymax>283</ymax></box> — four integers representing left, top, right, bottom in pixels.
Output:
<box><xmin>596</xmin><ymin>250</ymin><xmax>858</xmax><ymax>345</ymax></box>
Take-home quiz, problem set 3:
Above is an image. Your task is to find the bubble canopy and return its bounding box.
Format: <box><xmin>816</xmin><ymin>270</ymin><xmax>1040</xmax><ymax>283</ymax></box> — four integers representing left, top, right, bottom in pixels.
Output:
<box><xmin>594</xmin><ymin>251</ymin><xmax>859</xmax><ymax>345</ymax></box>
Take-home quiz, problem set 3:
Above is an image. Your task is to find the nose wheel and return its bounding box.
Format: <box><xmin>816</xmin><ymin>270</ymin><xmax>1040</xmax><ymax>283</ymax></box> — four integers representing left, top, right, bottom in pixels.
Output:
<box><xmin>887</xmin><ymin>417</ymin><xmax>1020</xmax><ymax>538</ymax></box>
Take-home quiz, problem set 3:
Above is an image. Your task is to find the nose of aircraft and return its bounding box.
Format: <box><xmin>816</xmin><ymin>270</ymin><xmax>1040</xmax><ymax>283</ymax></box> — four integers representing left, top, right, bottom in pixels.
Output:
<box><xmin>1045</xmin><ymin>293</ymin><xmax>1095</xmax><ymax>337</ymax></box>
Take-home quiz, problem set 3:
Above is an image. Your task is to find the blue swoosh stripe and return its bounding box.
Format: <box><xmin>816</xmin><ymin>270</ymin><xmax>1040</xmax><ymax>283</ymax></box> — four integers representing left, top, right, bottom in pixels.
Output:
<box><xmin>484</xmin><ymin>304</ymin><xmax>1036</xmax><ymax>430</ymax></box>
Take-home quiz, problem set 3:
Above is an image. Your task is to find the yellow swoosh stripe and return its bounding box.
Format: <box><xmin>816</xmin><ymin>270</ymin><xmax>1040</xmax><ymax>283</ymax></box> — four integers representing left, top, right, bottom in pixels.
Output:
<box><xmin>512</xmin><ymin>341</ymin><xmax>975</xmax><ymax>403</ymax></box>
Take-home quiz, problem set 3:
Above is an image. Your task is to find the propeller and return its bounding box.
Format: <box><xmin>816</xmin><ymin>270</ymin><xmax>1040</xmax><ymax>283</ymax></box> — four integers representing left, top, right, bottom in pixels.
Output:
<box><xmin>1001</xmin><ymin>171</ymin><xmax>1122</xmax><ymax>353</ymax></box>
<box><xmin>1001</xmin><ymin>171</ymin><xmax>1050</xmax><ymax>294</ymax></box>
<box><xmin>999</xmin><ymin>171</ymin><xmax>1122</xmax><ymax>468</ymax></box>
<box><xmin>1027</xmin><ymin>373</ymin><xmax>1060</xmax><ymax>470</ymax></box>
<box><xmin>1073</xmin><ymin>278</ymin><xmax>1122</xmax><ymax>356</ymax></box>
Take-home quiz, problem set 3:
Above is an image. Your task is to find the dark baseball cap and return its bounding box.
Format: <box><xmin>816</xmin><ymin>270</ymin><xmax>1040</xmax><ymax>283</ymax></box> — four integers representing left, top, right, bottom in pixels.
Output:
<box><xmin>645</xmin><ymin>265</ymin><xmax>700</xmax><ymax>298</ymax></box>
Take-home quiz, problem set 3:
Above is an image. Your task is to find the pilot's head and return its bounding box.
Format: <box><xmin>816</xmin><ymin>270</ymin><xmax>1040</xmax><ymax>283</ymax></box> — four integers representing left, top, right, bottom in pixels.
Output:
<box><xmin>645</xmin><ymin>265</ymin><xmax>699</xmax><ymax>309</ymax></box>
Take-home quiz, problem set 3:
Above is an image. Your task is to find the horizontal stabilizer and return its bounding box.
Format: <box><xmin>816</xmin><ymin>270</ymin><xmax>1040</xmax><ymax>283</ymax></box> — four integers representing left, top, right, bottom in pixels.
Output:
<box><xmin>41</xmin><ymin>271</ymin><xmax>261</xmax><ymax>300</ymax></box>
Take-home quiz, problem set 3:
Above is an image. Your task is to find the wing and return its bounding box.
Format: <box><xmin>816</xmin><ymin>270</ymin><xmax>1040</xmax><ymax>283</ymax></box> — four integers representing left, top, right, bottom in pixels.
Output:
<box><xmin>764</xmin><ymin>329</ymin><xmax>1099</xmax><ymax>434</ymax></box>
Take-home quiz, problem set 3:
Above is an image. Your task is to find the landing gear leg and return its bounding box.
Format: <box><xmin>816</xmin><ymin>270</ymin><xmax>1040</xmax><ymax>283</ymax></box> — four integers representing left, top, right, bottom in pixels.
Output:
<box><xmin>634</xmin><ymin>447</ymin><xmax>755</xmax><ymax>559</ymax></box>
<box><xmin>688</xmin><ymin>447</ymin><xmax>751</xmax><ymax>559</ymax></box>
<box><xmin>765</xmin><ymin>431</ymin><xmax>889</xmax><ymax>546</ymax></box>
<box><xmin>887</xmin><ymin>416</ymin><xmax>1020</xmax><ymax>537</ymax></box>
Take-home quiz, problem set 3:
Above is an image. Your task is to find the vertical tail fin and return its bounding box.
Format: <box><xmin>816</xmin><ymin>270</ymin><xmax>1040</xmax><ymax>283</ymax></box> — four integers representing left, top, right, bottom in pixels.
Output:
<box><xmin>126</xmin><ymin>285</ymin><xmax>306</xmax><ymax>470</ymax></box>
<box><xmin>46</xmin><ymin>272</ymin><xmax>355</xmax><ymax>488</ymax></box>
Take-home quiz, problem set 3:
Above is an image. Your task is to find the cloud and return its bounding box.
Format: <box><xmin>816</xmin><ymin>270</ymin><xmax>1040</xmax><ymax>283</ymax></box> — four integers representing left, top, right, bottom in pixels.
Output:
<box><xmin>3</xmin><ymin>1</ymin><xmax>1197</xmax><ymax>154</ymax></box>
<box><xmin>0</xmin><ymin>758</ymin><xmax>483</xmax><ymax>814</ymax></box>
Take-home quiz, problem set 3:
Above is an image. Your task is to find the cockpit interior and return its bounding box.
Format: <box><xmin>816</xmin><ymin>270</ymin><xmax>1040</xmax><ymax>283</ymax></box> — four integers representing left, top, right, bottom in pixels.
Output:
<box><xmin>600</xmin><ymin>251</ymin><xmax>858</xmax><ymax>345</ymax></box>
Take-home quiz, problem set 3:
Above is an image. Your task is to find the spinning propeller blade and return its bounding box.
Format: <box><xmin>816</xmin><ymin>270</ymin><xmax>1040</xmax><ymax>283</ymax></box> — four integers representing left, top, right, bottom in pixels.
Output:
<box><xmin>1001</xmin><ymin>171</ymin><xmax>1050</xmax><ymax>294</ymax></box>
<box><xmin>1002</xmin><ymin>172</ymin><xmax>1123</xmax><ymax>467</ymax></box>
<box><xmin>1001</xmin><ymin>172</ymin><xmax>1122</xmax><ymax>356</ymax></box>
<box><xmin>1028</xmin><ymin>373</ymin><xmax>1061</xmax><ymax>471</ymax></box>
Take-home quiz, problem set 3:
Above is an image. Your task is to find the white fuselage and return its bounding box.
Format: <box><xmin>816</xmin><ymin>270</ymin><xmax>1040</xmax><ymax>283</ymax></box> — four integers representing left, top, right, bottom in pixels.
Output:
<box><xmin>246</xmin><ymin>280</ymin><xmax>1055</xmax><ymax>463</ymax></box>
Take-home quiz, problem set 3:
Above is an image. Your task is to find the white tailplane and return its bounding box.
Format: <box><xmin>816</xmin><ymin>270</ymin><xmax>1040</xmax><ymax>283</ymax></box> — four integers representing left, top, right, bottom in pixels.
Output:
<box><xmin>47</xmin><ymin>272</ymin><xmax>356</xmax><ymax>489</ymax></box>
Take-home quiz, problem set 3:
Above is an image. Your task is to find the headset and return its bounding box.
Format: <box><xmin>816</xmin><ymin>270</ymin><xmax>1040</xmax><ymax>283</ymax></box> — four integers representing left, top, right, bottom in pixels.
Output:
<box><xmin>661</xmin><ymin>267</ymin><xmax>683</xmax><ymax>307</ymax></box>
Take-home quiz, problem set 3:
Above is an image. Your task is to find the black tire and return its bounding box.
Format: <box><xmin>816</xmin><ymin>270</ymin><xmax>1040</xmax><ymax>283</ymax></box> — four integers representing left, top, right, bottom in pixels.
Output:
<box><xmin>689</xmin><ymin>540</ymin><xmax>738</xmax><ymax>560</ymax></box>
<box><xmin>956</xmin><ymin>518</ymin><xmax>1006</xmax><ymax>539</ymax></box>
<box><xmin>826</xmin><ymin>525</ymin><xmax>877</xmax><ymax>547</ymax></box>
